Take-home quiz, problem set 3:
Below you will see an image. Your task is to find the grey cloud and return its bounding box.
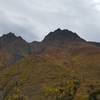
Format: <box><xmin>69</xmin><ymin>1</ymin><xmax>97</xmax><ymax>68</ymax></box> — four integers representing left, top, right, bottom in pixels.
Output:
<box><xmin>0</xmin><ymin>0</ymin><xmax>100</xmax><ymax>42</ymax></box>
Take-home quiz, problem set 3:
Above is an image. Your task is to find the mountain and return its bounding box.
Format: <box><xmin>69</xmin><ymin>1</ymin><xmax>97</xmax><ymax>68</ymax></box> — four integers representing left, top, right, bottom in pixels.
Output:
<box><xmin>43</xmin><ymin>28</ymin><xmax>85</xmax><ymax>43</ymax></box>
<box><xmin>0</xmin><ymin>32</ymin><xmax>30</xmax><ymax>66</ymax></box>
<box><xmin>31</xmin><ymin>29</ymin><xmax>100</xmax><ymax>58</ymax></box>
<box><xmin>0</xmin><ymin>29</ymin><xmax>100</xmax><ymax>100</ymax></box>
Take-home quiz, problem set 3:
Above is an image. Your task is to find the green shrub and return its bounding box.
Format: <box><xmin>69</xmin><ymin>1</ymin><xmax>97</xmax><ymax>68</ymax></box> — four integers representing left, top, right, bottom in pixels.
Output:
<box><xmin>44</xmin><ymin>79</ymin><xmax>80</xmax><ymax>100</ymax></box>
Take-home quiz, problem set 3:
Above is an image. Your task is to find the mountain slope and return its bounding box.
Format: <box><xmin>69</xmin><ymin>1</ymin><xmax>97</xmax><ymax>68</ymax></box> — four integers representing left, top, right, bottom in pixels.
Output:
<box><xmin>1</xmin><ymin>49</ymin><xmax>100</xmax><ymax>100</ymax></box>
<box><xmin>31</xmin><ymin>29</ymin><xmax>100</xmax><ymax>58</ymax></box>
<box><xmin>88</xmin><ymin>41</ymin><xmax>100</xmax><ymax>47</ymax></box>
<box><xmin>0</xmin><ymin>29</ymin><xmax>100</xmax><ymax>100</ymax></box>
<box><xmin>0</xmin><ymin>32</ymin><xmax>30</xmax><ymax>66</ymax></box>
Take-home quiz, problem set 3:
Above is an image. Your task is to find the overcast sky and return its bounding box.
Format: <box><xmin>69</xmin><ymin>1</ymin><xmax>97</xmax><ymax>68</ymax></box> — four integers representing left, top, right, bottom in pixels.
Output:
<box><xmin>0</xmin><ymin>0</ymin><xmax>100</xmax><ymax>42</ymax></box>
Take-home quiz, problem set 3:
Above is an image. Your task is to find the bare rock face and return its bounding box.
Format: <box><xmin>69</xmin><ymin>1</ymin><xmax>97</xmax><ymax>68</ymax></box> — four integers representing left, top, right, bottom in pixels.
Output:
<box><xmin>43</xmin><ymin>28</ymin><xmax>85</xmax><ymax>43</ymax></box>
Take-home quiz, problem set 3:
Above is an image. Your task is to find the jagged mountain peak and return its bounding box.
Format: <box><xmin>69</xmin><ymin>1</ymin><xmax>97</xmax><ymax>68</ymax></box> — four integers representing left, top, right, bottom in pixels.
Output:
<box><xmin>0</xmin><ymin>32</ymin><xmax>16</xmax><ymax>42</ymax></box>
<box><xmin>4</xmin><ymin>32</ymin><xmax>16</xmax><ymax>36</ymax></box>
<box><xmin>0</xmin><ymin>32</ymin><xmax>26</xmax><ymax>43</ymax></box>
<box><xmin>43</xmin><ymin>28</ymin><xmax>85</xmax><ymax>43</ymax></box>
<box><xmin>0</xmin><ymin>32</ymin><xmax>30</xmax><ymax>64</ymax></box>
<box><xmin>1</xmin><ymin>32</ymin><xmax>17</xmax><ymax>39</ymax></box>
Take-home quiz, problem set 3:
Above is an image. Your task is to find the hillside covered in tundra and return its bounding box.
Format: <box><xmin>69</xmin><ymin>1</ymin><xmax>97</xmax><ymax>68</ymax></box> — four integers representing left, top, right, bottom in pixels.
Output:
<box><xmin>0</xmin><ymin>29</ymin><xmax>100</xmax><ymax>100</ymax></box>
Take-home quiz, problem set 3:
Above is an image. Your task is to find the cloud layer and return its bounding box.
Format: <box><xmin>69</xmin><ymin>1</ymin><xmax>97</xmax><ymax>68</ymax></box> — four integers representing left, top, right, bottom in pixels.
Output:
<box><xmin>0</xmin><ymin>0</ymin><xmax>100</xmax><ymax>42</ymax></box>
